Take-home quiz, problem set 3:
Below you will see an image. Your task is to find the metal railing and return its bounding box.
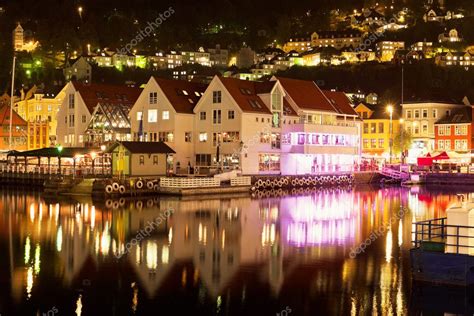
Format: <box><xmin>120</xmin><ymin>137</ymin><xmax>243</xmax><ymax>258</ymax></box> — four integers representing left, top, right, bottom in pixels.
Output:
<box><xmin>412</xmin><ymin>217</ymin><xmax>474</xmax><ymax>255</ymax></box>
<box><xmin>160</xmin><ymin>177</ymin><xmax>221</xmax><ymax>188</ymax></box>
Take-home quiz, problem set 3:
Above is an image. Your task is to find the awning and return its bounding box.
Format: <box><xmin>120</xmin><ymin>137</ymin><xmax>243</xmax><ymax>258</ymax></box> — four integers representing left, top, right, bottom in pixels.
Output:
<box><xmin>433</xmin><ymin>151</ymin><xmax>450</xmax><ymax>161</ymax></box>
<box><xmin>417</xmin><ymin>153</ymin><xmax>434</xmax><ymax>166</ymax></box>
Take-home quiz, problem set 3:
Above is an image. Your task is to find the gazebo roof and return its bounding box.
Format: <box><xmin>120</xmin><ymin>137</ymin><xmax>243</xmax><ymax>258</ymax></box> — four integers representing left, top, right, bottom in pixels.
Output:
<box><xmin>7</xmin><ymin>147</ymin><xmax>100</xmax><ymax>158</ymax></box>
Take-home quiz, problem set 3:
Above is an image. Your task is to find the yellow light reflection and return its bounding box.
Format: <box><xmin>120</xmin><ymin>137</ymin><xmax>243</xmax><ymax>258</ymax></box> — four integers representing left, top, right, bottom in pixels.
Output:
<box><xmin>146</xmin><ymin>242</ymin><xmax>158</xmax><ymax>269</ymax></box>
<box><xmin>34</xmin><ymin>244</ymin><xmax>41</xmax><ymax>274</ymax></box>
<box><xmin>162</xmin><ymin>245</ymin><xmax>169</xmax><ymax>264</ymax></box>
<box><xmin>24</xmin><ymin>236</ymin><xmax>31</xmax><ymax>264</ymax></box>
<box><xmin>385</xmin><ymin>228</ymin><xmax>393</xmax><ymax>263</ymax></box>
<box><xmin>75</xmin><ymin>294</ymin><xmax>82</xmax><ymax>316</ymax></box>
<box><xmin>26</xmin><ymin>266</ymin><xmax>33</xmax><ymax>299</ymax></box>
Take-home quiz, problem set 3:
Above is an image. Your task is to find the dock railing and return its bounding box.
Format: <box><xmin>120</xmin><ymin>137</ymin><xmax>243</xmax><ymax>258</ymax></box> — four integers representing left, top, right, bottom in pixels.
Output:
<box><xmin>413</xmin><ymin>217</ymin><xmax>474</xmax><ymax>255</ymax></box>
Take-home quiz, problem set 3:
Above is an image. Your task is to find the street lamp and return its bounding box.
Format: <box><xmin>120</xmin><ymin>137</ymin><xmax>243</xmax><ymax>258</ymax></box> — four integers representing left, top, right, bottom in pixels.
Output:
<box><xmin>78</xmin><ymin>6</ymin><xmax>83</xmax><ymax>19</ymax></box>
<box><xmin>399</xmin><ymin>118</ymin><xmax>404</xmax><ymax>166</ymax></box>
<box><xmin>387</xmin><ymin>105</ymin><xmax>394</xmax><ymax>164</ymax></box>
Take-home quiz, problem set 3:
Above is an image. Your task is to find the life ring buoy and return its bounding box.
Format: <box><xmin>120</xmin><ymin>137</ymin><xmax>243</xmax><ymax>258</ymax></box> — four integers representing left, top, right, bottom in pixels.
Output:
<box><xmin>265</xmin><ymin>179</ymin><xmax>271</xmax><ymax>187</ymax></box>
<box><xmin>113</xmin><ymin>201</ymin><xmax>119</xmax><ymax>209</ymax></box>
<box><xmin>119</xmin><ymin>198</ymin><xmax>125</xmax><ymax>206</ymax></box>
<box><xmin>119</xmin><ymin>185</ymin><xmax>126</xmax><ymax>194</ymax></box>
<box><xmin>112</xmin><ymin>182</ymin><xmax>120</xmax><ymax>191</ymax></box>
<box><xmin>105</xmin><ymin>199</ymin><xmax>113</xmax><ymax>208</ymax></box>
<box><xmin>147</xmin><ymin>181</ymin><xmax>154</xmax><ymax>190</ymax></box>
<box><xmin>105</xmin><ymin>185</ymin><xmax>114</xmax><ymax>194</ymax></box>
<box><xmin>146</xmin><ymin>199</ymin><xmax>154</xmax><ymax>208</ymax></box>
<box><xmin>257</xmin><ymin>179</ymin><xmax>264</xmax><ymax>187</ymax></box>
<box><xmin>136</xmin><ymin>200</ymin><xmax>143</xmax><ymax>209</ymax></box>
<box><xmin>154</xmin><ymin>184</ymin><xmax>160</xmax><ymax>191</ymax></box>
<box><xmin>136</xmin><ymin>180</ymin><xmax>144</xmax><ymax>189</ymax></box>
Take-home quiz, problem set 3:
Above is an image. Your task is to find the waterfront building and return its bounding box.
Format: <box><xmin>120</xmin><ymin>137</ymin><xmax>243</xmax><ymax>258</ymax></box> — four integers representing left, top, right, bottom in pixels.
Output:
<box><xmin>15</xmin><ymin>86</ymin><xmax>63</xmax><ymax>145</ymax></box>
<box><xmin>355</xmin><ymin>103</ymin><xmax>401</xmax><ymax>161</ymax></box>
<box><xmin>434</xmin><ymin>106</ymin><xmax>472</xmax><ymax>163</ymax></box>
<box><xmin>0</xmin><ymin>105</ymin><xmax>28</xmax><ymax>150</ymax></box>
<box><xmin>401</xmin><ymin>101</ymin><xmax>465</xmax><ymax>161</ymax></box>
<box><xmin>193</xmin><ymin>76</ymin><xmax>361</xmax><ymax>175</ymax></box>
<box><xmin>108</xmin><ymin>141</ymin><xmax>175</xmax><ymax>177</ymax></box>
<box><xmin>56</xmin><ymin>82</ymin><xmax>142</xmax><ymax>147</ymax></box>
<box><xmin>129</xmin><ymin>77</ymin><xmax>207</xmax><ymax>172</ymax></box>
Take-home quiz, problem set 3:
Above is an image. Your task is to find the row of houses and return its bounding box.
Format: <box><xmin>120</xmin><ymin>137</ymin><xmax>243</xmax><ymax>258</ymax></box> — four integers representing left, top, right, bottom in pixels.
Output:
<box><xmin>51</xmin><ymin>76</ymin><xmax>360</xmax><ymax>176</ymax></box>
<box><xmin>355</xmin><ymin>99</ymin><xmax>474</xmax><ymax>164</ymax></box>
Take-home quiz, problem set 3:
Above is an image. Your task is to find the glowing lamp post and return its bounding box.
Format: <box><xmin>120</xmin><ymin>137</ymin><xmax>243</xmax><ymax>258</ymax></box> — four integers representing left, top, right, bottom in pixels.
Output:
<box><xmin>387</xmin><ymin>105</ymin><xmax>394</xmax><ymax>164</ymax></box>
<box><xmin>57</xmin><ymin>145</ymin><xmax>63</xmax><ymax>175</ymax></box>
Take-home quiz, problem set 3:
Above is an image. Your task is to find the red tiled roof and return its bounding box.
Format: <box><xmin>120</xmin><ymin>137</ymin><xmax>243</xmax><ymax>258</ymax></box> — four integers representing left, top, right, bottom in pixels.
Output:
<box><xmin>275</xmin><ymin>77</ymin><xmax>338</xmax><ymax>113</ymax></box>
<box><xmin>0</xmin><ymin>105</ymin><xmax>26</xmax><ymax>126</ymax></box>
<box><xmin>219</xmin><ymin>77</ymin><xmax>272</xmax><ymax>114</ymax></box>
<box><xmin>322</xmin><ymin>90</ymin><xmax>358</xmax><ymax>116</ymax></box>
<box><xmin>72</xmin><ymin>82</ymin><xmax>142</xmax><ymax>114</ymax></box>
<box><xmin>153</xmin><ymin>77</ymin><xmax>207</xmax><ymax>114</ymax></box>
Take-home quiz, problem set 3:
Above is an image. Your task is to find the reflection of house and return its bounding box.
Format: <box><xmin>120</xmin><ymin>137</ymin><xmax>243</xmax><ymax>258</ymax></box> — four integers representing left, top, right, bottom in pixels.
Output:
<box><xmin>434</xmin><ymin>106</ymin><xmax>472</xmax><ymax>162</ymax></box>
<box><xmin>56</xmin><ymin>82</ymin><xmax>142</xmax><ymax>147</ymax></box>
<box><xmin>108</xmin><ymin>141</ymin><xmax>175</xmax><ymax>177</ymax></box>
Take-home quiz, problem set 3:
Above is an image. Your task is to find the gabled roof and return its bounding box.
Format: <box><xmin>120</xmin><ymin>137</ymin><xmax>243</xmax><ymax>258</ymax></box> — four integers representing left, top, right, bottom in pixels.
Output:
<box><xmin>108</xmin><ymin>141</ymin><xmax>176</xmax><ymax>154</ymax></box>
<box><xmin>0</xmin><ymin>105</ymin><xmax>26</xmax><ymax>126</ymax></box>
<box><xmin>435</xmin><ymin>106</ymin><xmax>472</xmax><ymax>125</ymax></box>
<box><xmin>72</xmin><ymin>82</ymin><xmax>142</xmax><ymax>114</ymax></box>
<box><xmin>218</xmin><ymin>77</ymin><xmax>272</xmax><ymax>114</ymax></box>
<box><xmin>275</xmin><ymin>77</ymin><xmax>337</xmax><ymax>113</ymax></box>
<box><xmin>322</xmin><ymin>90</ymin><xmax>358</xmax><ymax>116</ymax></box>
<box><xmin>153</xmin><ymin>77</ymin><xmax>207</xmax><ymax>114</ymax></box>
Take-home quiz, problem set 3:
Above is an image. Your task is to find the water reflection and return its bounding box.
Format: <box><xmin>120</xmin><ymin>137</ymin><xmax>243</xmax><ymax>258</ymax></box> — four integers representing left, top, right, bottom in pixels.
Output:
<box><xmin>0</xmin><ymin>186</ymin><xmax>471</xmax><ymax>315</ymax></box>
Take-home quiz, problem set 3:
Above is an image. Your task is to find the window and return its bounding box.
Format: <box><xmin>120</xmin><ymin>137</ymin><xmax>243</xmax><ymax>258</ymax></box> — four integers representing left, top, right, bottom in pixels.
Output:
<box><xmin>406</xmin><ymin>110</ymin><xmax>412</xmax><ymax>119</ymax></box>
<box><xmin>149</xmin><ymin>92</ymin><xmax>158</xmax><ymax>104</ymax></box>
<box><xmin>445</xmin><ymin>140</ymin><xmax>451</xmax><ymax>150</ymax></box>
<box><xmin>422</xmin><ymin>109</ymin><xmax>428</xmax><ymax>118</ymax></box>
<box><xmin>82</xmin><ymin>115</ymin><xmax>86</xmax><ymax>123</ymax></box>
<box><xmin>213</xmin><ymin>109</ymin><xmax>221</xmax><ymax>124</ymax></box>
<box><xmin>422</xmin><ymin>123</ymin><xmax>428</xmax><ymax>134</ymax></box>
<box><xmin>378</xmin><ymin>139</ymin><xmax>384</xmax><ymax>148</ymax></box>
<box><xmin>370</xmin><ymin>123</ymin><xmax>376</xmax><ymax>133</ymax></box>
<box><xmin>378</xmin><ymin>122</ymin><xmax>384</xmax><ymax>133</ymax></box>
<box><xmin>260</xmin><ymin>133</ymin><xmax>271</xmax><ymax>143</ymax></box>
<box><xmin>68</xmin><ymin>94</ymin><xmax>75</xmax><ymax>109</ymax></box>
<box><xmin>69</xmin><ymin>115</ymin><xmax>74</xmax><ymax>127</ymax></box>
<box><xmin>148</xmin><ymin>109</ymin><xmax>158</xmax><ymax>123</ymax></box>
<box><xmin>438</xmin><ymin>140</ymin><xmax>444</xmax><ymax>150</ymax></box>
<box><xmin>79</xmin><ymin>135</ymin><xmax>83</xmax><ymax>143</ymax></box>
<box><xmin>222</xmin><ymin>132</ymin><xmax>239</xmax><ymax>143</ymax></box>
<box><xmin>153</xmin><ymin>156</ymin><xmax>159</xmax><ymax>165</ymax></box>
<box><xmin>137</xmin><ymin>111</ymin><xmax>143</xmax><ymax>121</ymax></box>
<box><xmin>159</xmin><ymin>132</ymin><xmax>174</xmax><ymax>142</ymax></box>
<box><xmin>371</xmin><ymin>139</ymin><xmax>376</xmax><ymax>148</ymax></box>
<box><xmin>65</xmin><ymin>116</ymin><xmax>67</xmax><ymax>124</ymax></box>
<box><xmin>432</xmin><ymin>109</ymin><xmax>437</xmax><ymax>118</ymax></box>
<box><xmin>414</xmin><ymin>110</ymin><xmax>420</xmax><ymax>118</ymax></box>
<box><xmin>363</xmin><ymin>123</ymin><xmax>369</xmax><ymax>134</ymax></box>
<box><xmin>200</xmin><ymin>111</ymin><xmax>206</xmax><ymax>120</ymax></box>
<box><xmin>228</xmin><ymin>110</ymin><xmax>235</xmax><ymax>120</ymax></box>
<box><xmin>363</xmin><ymin>139</ymin><xmax>369</xmax><ymax>149</ymax></box>
<box><xmin>455</xmin><ymin>125</ymin><xmax>467</xmax><ymax>136</ymax></box>
<box><xmin>185</xmin><ymin>132</ymin><xmax>192</xmax><ymax>142</ymax></box>
<box><xmin>446</xmin><ymin>125</ymin><xmax>451</xmax><ymax>135</ymax></box>
<box><xmin>162</xmin><ymin>111</ymin><xmax>170</xmax><ymax>120</ymax></box>
<box><xmin>213</xmin><ymin>91</ymin><xmax>222</xmax><ymax>103</ymax></box>
<box><xmin>196</xmin><ymin>154</ymin><xmax>211</xmax><ymax>166</ymax></box>
<box><xmin>199</xmin><ymin>133</ymin><xmax>208</xmax><ymax>142</ymax></box>
<box><xmin>139</xmin><ymin>155</ymin><xmax>145</xmax><ymax>165</ymax></box>
<box><xmin>271</xmin><ymin>133</ymin><xmax>281</xmax><ymax>149</ymax></box>
<box><xmin>258</xmin><ymin>154</ymin><xmax>280</xmax><ymax>171</ymax></box>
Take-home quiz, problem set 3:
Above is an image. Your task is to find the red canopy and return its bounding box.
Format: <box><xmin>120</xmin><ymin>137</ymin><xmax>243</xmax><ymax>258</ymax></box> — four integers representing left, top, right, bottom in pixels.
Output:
<box><xmin>417</xmin><ymin>151</ymin><xmax>451</xmax><ymax>166</ymax></box>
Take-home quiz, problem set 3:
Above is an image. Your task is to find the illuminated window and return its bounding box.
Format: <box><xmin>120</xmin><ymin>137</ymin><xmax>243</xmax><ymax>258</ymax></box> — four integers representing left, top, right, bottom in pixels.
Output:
<box><xmin>199</xmin><ymin>133</ymin><xmax>208</xmax><ymax>142</ymax></box>
<box><xmin>162</xmin><ymin>111</ymin><xmax>169</xmax><ymax>120</ymax></box>
<box><xmin>137</xmin><ymin>111</ymin><xmax>143</xmax><ymax>121</ymax></box>
<box><xmin>148</xmin><ymin>109</ymin><xmax>157</xmax><ymax>123</ymax></box>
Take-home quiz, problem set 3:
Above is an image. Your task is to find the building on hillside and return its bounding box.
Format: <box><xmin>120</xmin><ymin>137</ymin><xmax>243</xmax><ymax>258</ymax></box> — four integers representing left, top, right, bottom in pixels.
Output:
<box><xmin>401</xmin><ymin>101</ymin><xmax>465</xmax><ymax>161</ymax></box>
<box><xmin>376</xmin><ymin>41</ymin><xmax>405</xmax><ymax>62</ymax></box>
<box><xmin>311</xmin><ymin>30</ymin><xmax>362</xmax><ymax>50</ymax></box>
<box><xmin>129</xmin><ymin>77</ymin><xmax>207</xmax><ymax>172</ymax></box>
<box><xmin>438</xmin><ymin>28</ymin><xmax>462</xmax><ymax>43</ymax></box>
<box><xmin>434</xmin><ymin>106</ymin><xmax>472</xmax><ymax>163</ymax></box>
<box><xmin>283</xmin><ymin>36</ymin><xmax>312</xmax><ymax>53</ymax></box>
<box><xmin>108</xmin><ymin>141</ymin><xmax>175</xmax><ymax>177</ymax></box>
<box><xmin>15</xmin><ymin>86</ymin><xmax>63</xmax><ymax>145</ymax></box>
<box><xmin>355</xmin><ymin>103</ymin><xmax>401</xmax><ymax>162</ymax></box>
<box><xmin>0</xmin><ymin>105</ymin><xmax>27</xmax><ymax>150</ymax></box>
<box><xmin>64</xmin><ymin>57</ymin><xmax>92</xmax><ymax>83</ymax></box>
<box><xmin>207</xmin><ymin>45</ymin><xmax>229</xmax><ymax>67</ymax></box>
<box><xmin>56</xmin><ymin>82</ymin><xmax>142</xmax><ymax>147</ymax></box>
<box><xmin>192</xmin><ymin>76</ymin><xmax>361</xmax><ymax>175</ymax></box>
<box><xmin>435</xmin><ymin>51</ymin><xmax>472</xmax><ymax>67</ymax></box>
<box><xmin>12</xmin><ymin>23</ymin><xmax>39</xmax><ymax>52</ymax></box>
